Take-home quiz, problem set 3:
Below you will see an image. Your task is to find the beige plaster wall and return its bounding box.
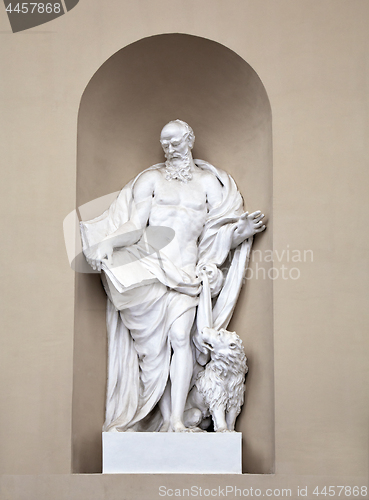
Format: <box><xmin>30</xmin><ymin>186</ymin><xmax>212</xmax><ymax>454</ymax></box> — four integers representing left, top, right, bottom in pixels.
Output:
<box><xmin>0</xmin><ymin>0</ymin><xmax>368</xmax><ymax>497</ymax></box>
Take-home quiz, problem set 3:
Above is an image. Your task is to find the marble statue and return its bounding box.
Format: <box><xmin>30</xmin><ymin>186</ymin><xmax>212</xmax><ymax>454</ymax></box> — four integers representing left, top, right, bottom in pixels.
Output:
<box><xmin>80</xmin><ymin>120</ymin><xmax>265</xmax><ymax>433</ymax></box>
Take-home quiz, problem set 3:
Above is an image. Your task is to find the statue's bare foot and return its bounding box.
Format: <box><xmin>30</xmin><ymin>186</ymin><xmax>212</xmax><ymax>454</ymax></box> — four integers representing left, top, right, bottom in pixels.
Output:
<box><xmin>172</xmin><ymin>422</ymin><xmax>205</xmax><ymax>433</ymax></box>
<box><xmin>172</xmin><ymin>421</ymin><xmax>187</xmax><ymax>432</ymax></box>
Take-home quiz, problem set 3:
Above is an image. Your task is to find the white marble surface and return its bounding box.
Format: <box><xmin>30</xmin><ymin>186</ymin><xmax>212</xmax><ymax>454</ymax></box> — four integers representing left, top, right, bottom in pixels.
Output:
<box><xmin>102</xmin><ymin>432</ymin><xmax>242</xmax><ymax>474</ymax></box>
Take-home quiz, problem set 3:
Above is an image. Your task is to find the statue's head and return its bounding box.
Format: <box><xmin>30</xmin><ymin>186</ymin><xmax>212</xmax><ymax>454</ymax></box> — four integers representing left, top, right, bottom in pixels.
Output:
<box><xmin>160</xmin><ymin>120</ymin><xmax>195</xmax><ymax>162</ymax></box>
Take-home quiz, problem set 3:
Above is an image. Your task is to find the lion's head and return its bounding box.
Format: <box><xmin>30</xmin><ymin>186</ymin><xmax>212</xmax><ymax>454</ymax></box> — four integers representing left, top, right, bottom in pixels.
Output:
<box><xmin>198</xmin><ymin>327</ymin><xmax>247</xmax><ymax>372</ymax></box>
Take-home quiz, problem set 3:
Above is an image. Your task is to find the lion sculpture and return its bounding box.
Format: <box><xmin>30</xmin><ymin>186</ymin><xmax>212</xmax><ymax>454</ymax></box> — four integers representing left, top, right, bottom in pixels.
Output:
<box><xmin>184</xmin><ymin>327</ymin><xmax>248</xmax><ymax>432</ymax></box>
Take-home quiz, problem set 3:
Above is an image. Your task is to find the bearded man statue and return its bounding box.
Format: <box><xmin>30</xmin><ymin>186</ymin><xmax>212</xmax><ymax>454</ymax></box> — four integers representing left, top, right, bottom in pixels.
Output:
<box><xmin>80</xmin><ymin>120</ymin><xmax>265</xmax><ymax>432</ymax></box>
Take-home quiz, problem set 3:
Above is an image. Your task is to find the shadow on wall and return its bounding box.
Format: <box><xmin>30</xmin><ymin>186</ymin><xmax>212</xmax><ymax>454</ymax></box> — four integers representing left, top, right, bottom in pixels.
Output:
<box><xmin>73</xmin><ymin>33</ymin><xmax>274</xmax><ymax>474</ymax></box>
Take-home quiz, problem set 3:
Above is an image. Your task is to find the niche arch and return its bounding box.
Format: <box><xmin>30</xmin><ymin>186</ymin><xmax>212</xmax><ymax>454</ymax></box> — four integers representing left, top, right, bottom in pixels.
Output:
<box><xmin>73</xmin><ymin>33</ymin><xmax>274</xmax><ymax>474</ymax></box>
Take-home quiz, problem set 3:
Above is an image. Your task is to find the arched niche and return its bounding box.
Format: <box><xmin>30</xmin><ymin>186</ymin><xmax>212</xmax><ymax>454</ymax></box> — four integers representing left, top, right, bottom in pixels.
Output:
<box><xmin>73</xmin><ymin>33</ymin><xmax>274</xmax><ymax>474</ymax></box>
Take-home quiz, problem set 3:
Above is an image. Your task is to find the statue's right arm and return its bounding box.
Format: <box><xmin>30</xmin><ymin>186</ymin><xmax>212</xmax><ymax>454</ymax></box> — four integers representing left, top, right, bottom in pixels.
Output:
<box><xmin>84</xmin><ymin>172</ymin><xmax>155</xmax><ymax>270</ymax></box>
<box><xmin>106</xmin><ymin>172</ymin><xmax>155</xmax><ymax>246</ymax></box>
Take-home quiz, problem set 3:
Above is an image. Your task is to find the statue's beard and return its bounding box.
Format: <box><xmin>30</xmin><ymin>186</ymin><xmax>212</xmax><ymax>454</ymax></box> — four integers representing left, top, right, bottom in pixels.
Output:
<box><xmin>164</xmin><ymin>152</ymin><xmax>193</xmax><ymax>183</ymax></box>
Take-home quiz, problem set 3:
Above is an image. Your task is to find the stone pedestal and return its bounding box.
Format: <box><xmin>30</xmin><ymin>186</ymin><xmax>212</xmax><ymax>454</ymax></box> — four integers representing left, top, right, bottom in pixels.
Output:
<box><xmin>102</xmin><ymin>432</ymin><xmax>242</xmax><ymax>474</ymax></box>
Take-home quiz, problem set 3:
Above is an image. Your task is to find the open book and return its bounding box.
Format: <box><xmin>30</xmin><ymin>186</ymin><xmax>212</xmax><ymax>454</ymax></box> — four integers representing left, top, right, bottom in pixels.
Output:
<box><xmin>80</xmin><ymin>221</ymin><xmax>173</xmax><ymax>293</ymax></box>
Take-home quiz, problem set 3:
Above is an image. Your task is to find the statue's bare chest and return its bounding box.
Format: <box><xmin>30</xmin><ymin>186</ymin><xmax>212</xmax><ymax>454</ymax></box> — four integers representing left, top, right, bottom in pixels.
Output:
<box><xmin>153</xmin><ymin>177</ymin><xmax>207</xmax><ymax>212</ymax></box>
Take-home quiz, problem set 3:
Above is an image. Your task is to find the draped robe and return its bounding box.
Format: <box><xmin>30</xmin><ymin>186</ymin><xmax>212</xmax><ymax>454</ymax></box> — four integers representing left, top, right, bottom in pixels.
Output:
<box><xmin>80</xmin><ymin>160</ymin><xmax>253</xmax><ymax>432</ymax></box>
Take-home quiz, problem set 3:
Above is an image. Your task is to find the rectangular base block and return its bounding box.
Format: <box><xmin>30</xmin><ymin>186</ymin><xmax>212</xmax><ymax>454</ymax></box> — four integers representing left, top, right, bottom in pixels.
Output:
<box><xmin>103</xmin><ymin>432</ymin><xmax>242</xmax><ymax>474</ymax></box>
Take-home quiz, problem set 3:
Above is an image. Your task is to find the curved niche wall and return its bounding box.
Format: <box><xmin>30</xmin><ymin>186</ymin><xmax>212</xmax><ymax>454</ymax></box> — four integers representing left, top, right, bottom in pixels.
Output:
<box><xmin>73</xmin><ymin>33</ymin><xmax>274</xmax><ymax>474</ymax></box>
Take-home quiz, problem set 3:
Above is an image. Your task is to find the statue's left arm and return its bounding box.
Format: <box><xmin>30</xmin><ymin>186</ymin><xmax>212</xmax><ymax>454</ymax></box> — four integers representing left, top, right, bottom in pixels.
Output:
<box><xmin>205</xmin><ymin>172</ymin><xmax>266</xmax><ymax>249</ymax></box>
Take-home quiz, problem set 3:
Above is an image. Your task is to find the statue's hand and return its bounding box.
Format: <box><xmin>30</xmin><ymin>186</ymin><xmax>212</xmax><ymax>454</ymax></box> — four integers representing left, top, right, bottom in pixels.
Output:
<box><xmin>233</xmin><ymin>211</ymin><xmax>266</xmax><ymax>246</ymax></box>
<box><xmin>84</xmin><ymin>239</ymin><xmax>114</xmax><ymax>271</ymax></box>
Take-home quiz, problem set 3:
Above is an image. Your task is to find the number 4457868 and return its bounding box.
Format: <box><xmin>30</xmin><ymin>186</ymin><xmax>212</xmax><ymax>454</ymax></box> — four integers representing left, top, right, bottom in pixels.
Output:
<box><xmin>6</xmin><ymin>3</ymin><xmax>62</xmax><ymax>14</ymax></box>
<box><xmin>313</xmin><ymin>486</ymin><xmax>367</xmax><ymax>497</ymax></box>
